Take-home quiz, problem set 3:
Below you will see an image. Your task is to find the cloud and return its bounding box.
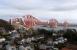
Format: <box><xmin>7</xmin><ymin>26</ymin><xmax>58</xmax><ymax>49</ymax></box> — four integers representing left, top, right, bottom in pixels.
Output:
<box><xmin>0</xmin><ymin>0</ymin><xmax>77</xmax><ymax>23</ymax></box>
<box><xmin>50</xmin><ymin>5</ymin><xmax>77</xmax><ymax>11</ymax></box>
<box><xmin>1</xmin><ymin>0</ymin><xmax>77</xmax><ymax>11</ymax></box>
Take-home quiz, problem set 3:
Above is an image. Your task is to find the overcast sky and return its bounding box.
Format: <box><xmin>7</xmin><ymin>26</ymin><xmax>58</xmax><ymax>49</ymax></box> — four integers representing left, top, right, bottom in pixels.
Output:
<box><xmin>0</xmin><ymin>0</ymin><xmax>77</xmax><ymax>23</ymax></box>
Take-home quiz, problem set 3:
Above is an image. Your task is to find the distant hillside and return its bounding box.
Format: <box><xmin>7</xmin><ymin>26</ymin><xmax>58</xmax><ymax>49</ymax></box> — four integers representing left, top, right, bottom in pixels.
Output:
<box><xmin>0</xmin><ymin>19</ymin><xmax>15</xmax><ymax>32</ymax></box>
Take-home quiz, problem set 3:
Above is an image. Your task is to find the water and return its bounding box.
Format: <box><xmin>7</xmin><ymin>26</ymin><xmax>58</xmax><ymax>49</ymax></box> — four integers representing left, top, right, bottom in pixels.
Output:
<box><xmin>33</xmin><ymin>25</ymin><xmax>77</xmax><ymax>31</ymax></box>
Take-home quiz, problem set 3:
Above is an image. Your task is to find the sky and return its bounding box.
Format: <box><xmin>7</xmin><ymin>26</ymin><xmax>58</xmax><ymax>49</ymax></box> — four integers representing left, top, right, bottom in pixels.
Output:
<box><xmin>0</xmin><ymin>0</ymin><xmax>77</xmax><ymax>23</ymax></box>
